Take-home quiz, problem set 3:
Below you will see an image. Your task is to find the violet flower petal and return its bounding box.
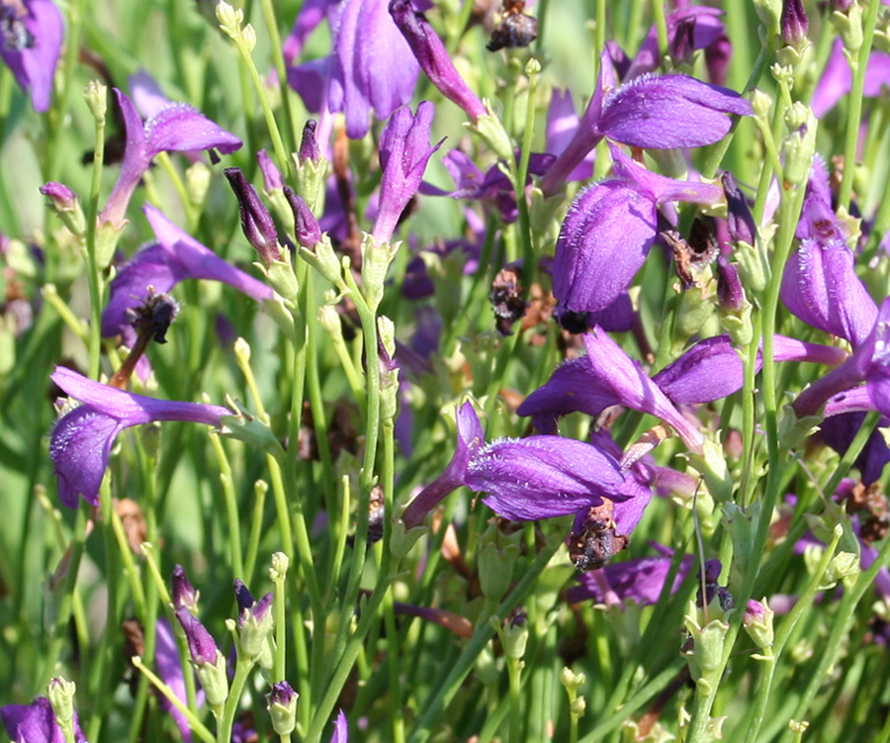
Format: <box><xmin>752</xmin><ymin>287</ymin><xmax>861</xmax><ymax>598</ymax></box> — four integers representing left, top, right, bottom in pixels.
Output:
<box><xmin>467</xmin><ymin>435</ymin><xmax>646</xmax><ymax>521</ymax></box>
<box><xmin>1</xmin><ymin>696</ymin><xmax>87</xmax><ymax>743</ymax></box>
<box><xmin>583</xmin><ymin>329</ymin><xmax>704</xmax><ymax>452</ymax></box>
<box><xmin>552</xmin><ymin>180</ymin><xmax>658</xmax><ymax>317</ymax></box>
<box><xmin>330</xmin><ymin>711</ymin><xmax>348</xmax><ymax>743</ymax></box>
<box><xmin>389</xmin><ymin>0</ymin><xmax>486</xmax><ymax>121</ymax></box>
<box><xmin>567</xmin><ymin>551</ymin><xmax>695</xmax><ymax>605</ymax></box>
<box><xmin>49</xmin><ymin>367</ymin><xmax>231</xmax><ymax>506</ymax></box>
<box><xmin>156</xmin><ymin>618</ymin><xmax>201</xmax><ymax>743</ymax></box>
<box><xmin>516</xmin><ymin>355</ymin><xmax>623</xmax><ymax>433</ymax></box>
<box><xmin>335</xmin><ymin>0</ymin><xmax>420</xmax><ymax>138</ymax></box>
<box><xmin>598</xmin><ymin>74</ymin><xmax>752</xmax><ymax>149</ymax></box>
<box><xmin>780</xmin><ymin>238</ymin><xmax>877</xmax><ymax>348</ymax></box>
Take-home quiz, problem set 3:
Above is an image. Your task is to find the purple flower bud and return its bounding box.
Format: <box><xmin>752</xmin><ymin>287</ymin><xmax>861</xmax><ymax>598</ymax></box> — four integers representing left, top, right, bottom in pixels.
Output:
<box><xmin>268</xmin><ymin>681</ymin><xmax>297</xmax><ymax>708</ymax></box>
<box><xmin>299</xmin><ymin>120</ymin><xmax>322</xmax><ymax>165</ymax></box>
<box><xmin>224</xmin><ymin>167</ymin><xmax>282</xmax><ymax>266</ymax></box>
<box><xmin>175</xmin><ymin>606</ymin><xmax>219</xmax><ymax>666</ymax></box>
<box><xmin>257</xmin><ymin>150</ymin><xmax>284</xmax><ymax>192</ymax></box>
<box><xmin>233</xmin><ymin>579</ymin><xmax>273</xmax><ymax>626</ymax></box>
<box><xmin>780</xmin><ymin>0</ymin><xmax>808</xmax><ymax>47</ymax></box>
<box><xmin>389</xmin><ymin>0</ymin><xmax>487</xmax><ymax>121</ymax></box>
<box><xmin>284</xmin><ymin>188</ymin><xmax>322</xmax><ymax>248</ymax></box>
<box><xmin>721</xmin><ymin>172</ymin><xmax>756</xmax><ymax>245</ymax></box>
<box><xmin>233</xmin><ymin>578</ymin><xmax>256</xmax><ymax>615</ymax></box>
<box><xmin>39</xmin><ymin>182</ymin><xmax>78</xmax><ymax>211</ymax></box>
<box><xmin>372</xmin><ymin>101</ymin><xmax>442</xmax><ymax>244</ymax></box>
<box><xmin>743</xmin><ymin>598</ymin><xmax>766</xmax><ymax>624</ymax></box>
<box><xmin>0</xmin><ymin>0</ymin><xmax>63</xmax><ymax>113</ymax></box>
<box><xmin>172</xmin><ymin>564</ymin><xmax>199</xmax><ymax>612</ymax></box>
<box><xmin>717</xmin><ymin>255</ymin><xmax>745</xmax><ymax>313</ymax></box>
<box><xmin>705</xmin><ymin>33</ymin><xmax>732</xmax><ymax>87</ymax></box>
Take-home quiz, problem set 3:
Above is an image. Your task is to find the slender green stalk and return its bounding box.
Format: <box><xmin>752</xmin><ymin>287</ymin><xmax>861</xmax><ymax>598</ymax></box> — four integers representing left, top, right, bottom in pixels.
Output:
<box><xmin>743</xmin><ymin>525</ymin><xmax>842</xmax><ymax>742</ymax></box>
<box><xmin>208</xmin><ymin>432</ymin><xmax>244</xmax><ymax>579</ymax></box>
<box><xmin>84</xmin><ymin>87</ymin><xmax>108</xmax><ymax>381</ymax></box>
<box><xmin>131</xmin><ymin>657</ymin><xmax>216</xmax><ymax>743</ymax></box>
<box><xmin>651</xmin><ymin>0</ymin><xmax>669</xmax><ymax>68</ymax></box>
<box><xmin>838</xmin><ymin>0</ymin><xmax>882</xmax><ymax>210</ymax></box>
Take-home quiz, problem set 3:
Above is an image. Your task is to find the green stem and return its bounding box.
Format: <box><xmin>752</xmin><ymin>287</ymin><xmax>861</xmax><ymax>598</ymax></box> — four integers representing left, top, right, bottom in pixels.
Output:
<box><xmin>743</xmin><ymin>525</ymin><xmax>842</xmax><ymax>742</ymax></box>
<box><xmin>209</xmin><ymin>433</ymin><xmax>244</xmax><ymax>579</ymax></box>
<box><xmin>838</xmin><ymin>0</ymin><xmax>882</xmax><ymax>210</ymax></box>
<box><xmin>84</xmin><ymin>89</ymin><xmax>108</xmax><ymax>381</ymax></box>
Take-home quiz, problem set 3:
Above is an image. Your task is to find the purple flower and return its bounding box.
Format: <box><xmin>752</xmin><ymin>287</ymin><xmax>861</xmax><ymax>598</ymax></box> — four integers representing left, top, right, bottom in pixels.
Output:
<box><xmin>372</xmin><ymin>101</ymin><xmax>442</xmax><ymax>243</ymax></box>
<box><xmin>49</xmin><ymin>366</ymin><xmax>232</xmax><ymax>507</ymax></box>
<box><xmin>541</xmin><ymin>51</ymin><xmax>751</xmax><ymax>196</ymax></box>
<box><xmin>420</xmin><ymin>149</ymin><xmax>554</xmax><ymax>223</ymax></box>
<box><xmin>172</xmin><ymin>564</ymin><xmax>199</xmax><ymax>612</ymax></box>
<box><xmin>286</xmin><ymin>0</ymin><xmax>420</xmax><ymax>139</ymax></box>
<box><xmin>598</xmin><ymin>74</ymin><xmax>752</xmax><ymax>149</ymax></box>
<box><xmin>402</xmin><ymin>402</ymin><xmax>650</xmax><ymax>527</ymax></box>
<box><xmin>722</xmin><ymin>171</ymin><xmax>756</xmax><ymax>245</ymax></box>
<box><xmin>551</xmin><ymin>146</ymin><xmax>723</xmax><ymax>320</ymax></box>
<box><xmin>780</xmin><ymin>159</ymin><xmax>876</xmax><ymax>348</ymax></box>
<box><xmin>330</xmin><ymin>710</ymin><xmax>348</xmax><ymax>743</ymax></box>
<box><xmin>389</xmin><ymin>0</ymin><xmax>487</xmax><ymax>122</ymax></box>
<box><xmin>0</xmin><ymin>0</ymin><xmax>63</xmax><ymax>112</ymax></box>
<box><xmin>820</xmin><ymin>412</ymin><xmax>890</xmax><ymax>485</ymax></box>
<box><xmin>520</xmin><ymin>332</ymin><xmax>847</xmax><ymax>434</ymax></box>
<box><xmin>257</xmin><ymin>150</ymin><xmax>284</xmax><ymax>192</ymax></box>
<box><xmin>466</xmin><ymin>433</ymin><xmax>650</xmax><ymax>521</ymax></box>
<box><xmin>811</xmin><ymin>38</ymin><xmax>890</xmax><ymax>119</ymax></box>
<box><xmin>287</xmin><ymin>189</ymin><xmax>322</xmax><ymax>248</ymax></box>
<box><xmin>401</xmin><ymin>402</ymin><xmax>484</xmax><ymax>528</ymax></box>
<box><xmin>1</xmin><ymin>696</ymin><xmax>87</xmax><ymax>743</ymax></box>
<box><xmin>99</xmin><ymin>89</ymin><xmax>242</xmax><ymax>229</ymax></box>
<box><xmin>102</xmin><ymin>205</ymin><xmax>274</xmax><ymax>343</ymax></box>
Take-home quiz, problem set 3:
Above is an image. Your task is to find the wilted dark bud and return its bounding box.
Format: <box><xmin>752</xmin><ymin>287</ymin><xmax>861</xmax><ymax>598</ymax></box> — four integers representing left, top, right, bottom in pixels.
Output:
<box><xmin>224</xmin><ymin>167</ymin><xmax>282</xmax><ymax>266</ymax></box>
<box><xmin>716</xmin><ymin>256</ymin><xmax>745</xmax><ymax>313</ymax></box>
<box><xmin>489</xmin><ymin>266</ymin><xmax>527</xmax><ymax>336</ymax></box>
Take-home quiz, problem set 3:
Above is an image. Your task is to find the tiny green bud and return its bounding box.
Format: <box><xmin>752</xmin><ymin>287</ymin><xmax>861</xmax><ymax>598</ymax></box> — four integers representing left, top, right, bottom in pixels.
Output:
<box><xmin>781</xmin><ymin>103</ymin><xmax>817</xmax><ymax>185</ymax></box>
<box><xmin>361</xmin><ymin>233</ymin><xmax>398</xmax><ymax>310</ymax></box>
<box><xmin>84</xmin><ymin>80</ymin><xmax>108</xmax><ymax>120</ymax></box>
<box><xmin>267</xmin><ymin>682</ymin><xmax>299</xmax><ymax>736</ymax></box>
<box><xmin>750</xmin><ymin>88</ymin><xmax>773</xmax><ymax>119</ymax></box>
<box><xmin>270</xmin><ymin>551</ymin><xmax>290</xmax><ymax>581</ymax></box>
<box><xmin>186</xmin><ymin>162</ymin><xmax>212</xmax><ymax>211</ymax></box>
<box><xmin>48</xmin><ymin>677</ymin><xmax>76</xmax><ymax>725</ymax></box>
<box><xmin>500</xmin><ymin>611</ymin><xmax>529</xmax><ymax>660</ymax></box>
<box><xmin>471</xmin><ymin>101</ymin><xmax>515</xmax><ymax>163</ymax></box>
<box><xmin>215</xmin><ymin>1</ymin><xmax>243</xmax><ymax>36</ymax></box>
<box><xmin>259</xmin><ymin>257</ymin><xmax>300</xmax><ymax>301</ymax></box>
<box><xmin>831</xmin><ymin>2</ymin><xmax>864</xmax><ymax>51</ymax></box>
<box><xmin>559</xmin><ymin>667</ymin><xmax>586</xmax><ymax>691</ymax></box>
<box><xmin>570</xmin><ymin>696</ymin><xmax>587</xmax><ymax>718</ymax></box>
